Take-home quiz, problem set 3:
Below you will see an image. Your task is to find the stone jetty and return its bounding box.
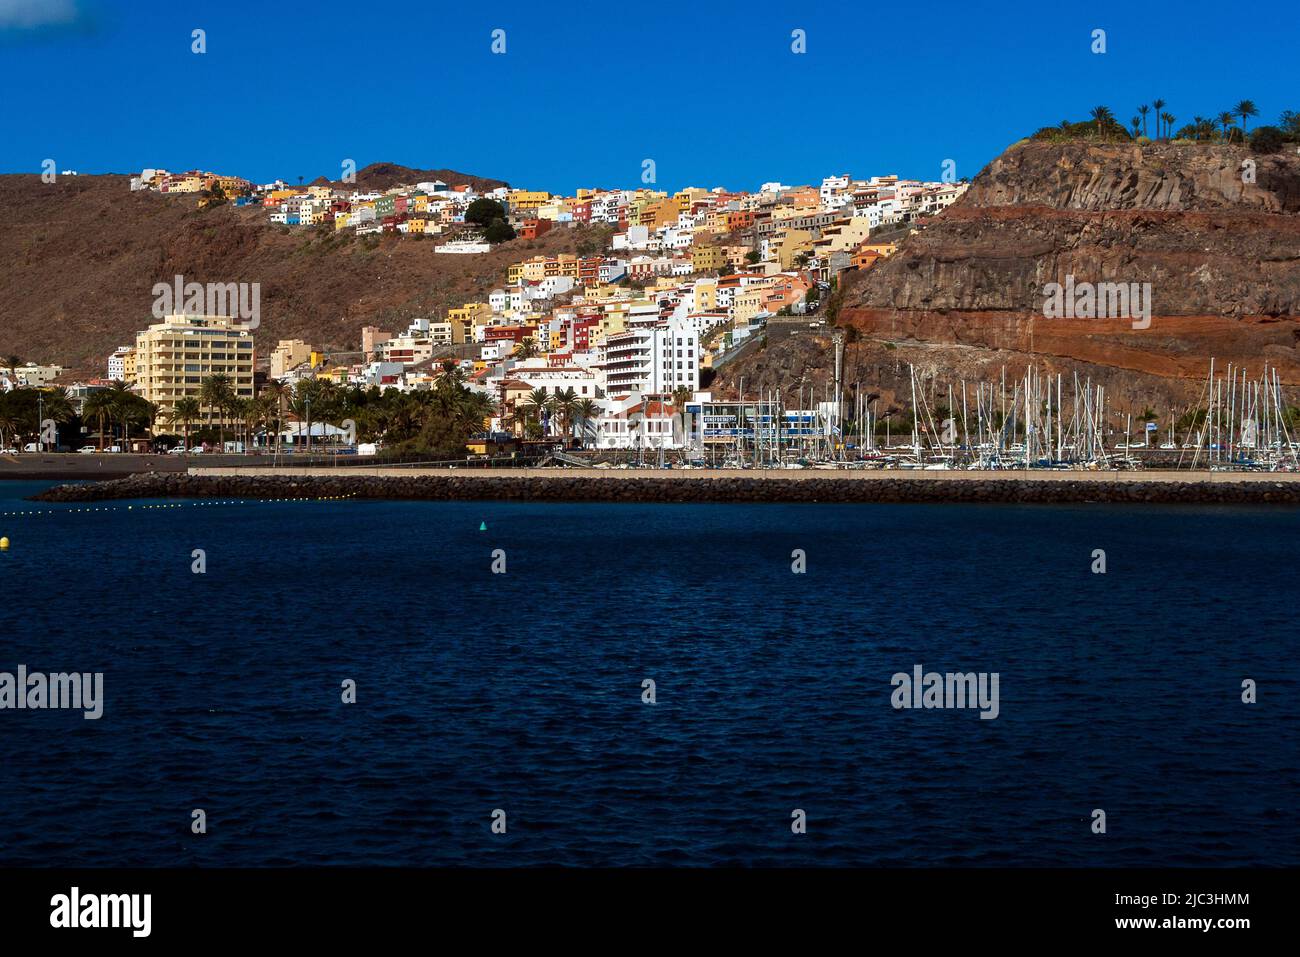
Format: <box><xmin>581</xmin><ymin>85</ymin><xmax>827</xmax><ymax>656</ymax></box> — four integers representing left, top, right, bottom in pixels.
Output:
<box><xmin>26</xmin><ymin>467</ymin><xmax>1300</xmax><ymax>506</ymax></box>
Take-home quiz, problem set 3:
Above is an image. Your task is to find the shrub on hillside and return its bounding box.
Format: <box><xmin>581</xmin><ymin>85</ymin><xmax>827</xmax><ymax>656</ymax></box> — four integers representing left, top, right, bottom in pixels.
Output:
<box><xmin>1250</xmin><ymin>126</ymin><xmax>1285</xmax><ymax>153</ymax></box>
<box><xmin>484</xmin><ymin>219</ymin><xmax>516</xmax><ymax>243</ymax></box>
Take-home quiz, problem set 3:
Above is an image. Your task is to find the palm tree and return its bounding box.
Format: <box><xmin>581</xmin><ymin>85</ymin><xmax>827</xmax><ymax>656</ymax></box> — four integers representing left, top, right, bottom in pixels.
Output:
<box><xmin>1160</xmin><ymin>113</ymin><xmax>1176</xmax><ymax>140</ymax></box>
<box><xmin>514</xmin><ymin>340</ymin><xmax>538</xmax><ymax>360</ymax></box>
<box><xmin>1218</xmin><ymin>112</ymin><xmax>1236</xmax><ymax>140</ymax></box>
<box><xmin>39</xmin><ymin>388</ymin><xmax>73</xmax><ymax>430</ymax></box>
<box><xmin>169</xmin><ymin>396</ymin><xmax>201</xmax><ymax>450</ymax></box>
<box><xmin>1234</xmin><ymin>100</ymin><xmax>1258</xmax><ymax>133</ymax></box>
<box><xmin>0</xmin><ymin>392</ymin><xmax>21</xmax><ymax>449</ymax></box>
<box><xmin>82</xmin><ymin>391</ymin><xmax>115</xmax><ymax>450</ymax></box>
<box><xmin>289</xmin><ymin>387</ymin><xmax>314</xmax><ymax>452</ymax></box>
<box><xmin>242</xmin><ymin>396</ymin><xmax>269</xmax><ymax>451</ymax></box>
<box><xmin>200</xmin><ymin>373</ymin><xmax>234</xmax><ymax>444</ymax></box>
<box><xmin>1138</xmin><ymin>104</ymin><xmax>1150</xmax><ymax>138</ymax></box>
<box><xmin>1090</xmin><ymin>106</ymin><xmax>1115</xmax><ymax>141</ymax></box>
<box><xmin>1152</xmin><ymin>99</ymin><xmax>1166</xmax><ymax>139</ymax></box>
<box><xmin>524</xmin><ymin>387</ymin><xmax>551</xmax><ymax>434</ymax></box>
<box><xmin>261</xmin><ymin>380</ymin><xmax>290</xmax><ymax>452</ymax></box>
<box><xmin>104</xmin><ymin>380</ymin><xmax>140</xmax><ymax>448</ymax></box>
<box><xmin>573</xmin><ymin>398</ymin><xmax>599</xmax><ymax>448</ymax></box>
<box><xmin>438</xmin><ymin>360</ymin><xmax>466</xmax><ymax>387</ymax></box>
<box><xmin>1130</xmin><ymin>116</ymin><xmax>1141</xmax><ymax>138</ymax></box>
<box><xmin>552</xmin><ymin>387</ymin><xmax>579</xmax><ymax>441</ymax></box>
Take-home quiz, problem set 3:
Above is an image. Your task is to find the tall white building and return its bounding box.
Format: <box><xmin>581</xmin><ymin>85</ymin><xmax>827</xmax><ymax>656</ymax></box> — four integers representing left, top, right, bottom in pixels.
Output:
<box><xmin>107</xmin><ymin>346</ymin><xmax>132</xmax><ymax>381</ymax></box>
<box><xmin>601</xmin><ymin>320</ymin><xmax>699</xmax><ymax>395</ymax></box>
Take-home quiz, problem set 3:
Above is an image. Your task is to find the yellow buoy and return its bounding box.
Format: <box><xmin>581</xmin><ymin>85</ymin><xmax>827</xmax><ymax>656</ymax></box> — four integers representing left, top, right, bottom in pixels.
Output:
<box><xmin>0</xmin><ymin>537</ymin><xmax>9</xmax><ymax>550</ymax></box>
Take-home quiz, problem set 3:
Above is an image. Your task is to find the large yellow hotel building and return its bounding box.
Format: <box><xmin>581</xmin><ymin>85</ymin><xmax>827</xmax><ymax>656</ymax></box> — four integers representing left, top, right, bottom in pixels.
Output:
<box><xmin>134</xmin><ymin>314</ymin><xmax>255</xmax><ymax>425</ymax></box>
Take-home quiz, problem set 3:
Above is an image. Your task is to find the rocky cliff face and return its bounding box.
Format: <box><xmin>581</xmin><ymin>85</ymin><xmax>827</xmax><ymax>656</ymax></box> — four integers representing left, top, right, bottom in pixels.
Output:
<box><xmin>847</xmin><ymin>142</ymin><xmax>1300</xmax><ymax>321</ymax></box>
<box><xmin>722</xmin><ymin>141</ymin><xmax>1300</xmax><ymax>410</ymax></box>
<box><xmin>715</xmin><ymin>141</ymin><xmax>1300</xmax><ymax>411</ymax></box>
<box><xmin>963</xmin><ymin>141</ymin><xmax>1300</xmax><ymax>213</ymax></box>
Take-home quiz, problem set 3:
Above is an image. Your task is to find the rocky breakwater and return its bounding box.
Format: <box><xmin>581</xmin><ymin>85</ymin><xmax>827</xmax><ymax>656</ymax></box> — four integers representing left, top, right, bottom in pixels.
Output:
<box><xmin>27</xmin><ymin>471</ymin><xmax>1300</xmax><ymax>506</ymax></box>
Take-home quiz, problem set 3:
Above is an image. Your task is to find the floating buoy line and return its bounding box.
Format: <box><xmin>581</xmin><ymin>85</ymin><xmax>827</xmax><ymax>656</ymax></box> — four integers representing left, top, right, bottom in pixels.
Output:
<box><xmin>2</xmin><ymin>493</ymin><xmax>358</xmax><ymax>519</ymax></box>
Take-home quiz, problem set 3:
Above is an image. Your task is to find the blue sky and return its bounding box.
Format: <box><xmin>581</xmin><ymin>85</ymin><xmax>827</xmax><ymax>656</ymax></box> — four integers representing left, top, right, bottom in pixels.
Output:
<box><xmin>0</xmin><ymin>0</ymin><xmax>1293</xmax><ymax>193</ymax></box>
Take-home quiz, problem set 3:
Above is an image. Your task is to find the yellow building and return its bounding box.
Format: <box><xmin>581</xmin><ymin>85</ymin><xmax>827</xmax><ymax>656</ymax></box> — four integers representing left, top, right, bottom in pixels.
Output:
<box><xmin>270</xmin><ymin>339</ymin><xmax>314</xmax><ymax>378</ymax></box>
<box><xmin>636</xmin><ymin>196</ymin><xmax>679</xmax><ymax>229</ymax></box>
<box><xmin>734</xmin><ymin>283</ymin><xmax>775</xmax><ymax>324</ymax></box>
<box><xmin>216</xmin><ymin>176</ymin><xmax>249</xmax><ymax>194</ymax></box>
<box><xmin>770</xmin><ymin>228</ymin><xmax>814</xmax><ymax>270</ymax></box>
<box><xmin>859</xmin><ymin>241</ymin><xmax>898</xmax><ymax>258</ymax></box>
<box><xmin>674</xmin><ymin>187</ymin><xmax>709</xmax><ymax>213</ymax></box>
<box><xmin>692</xmin><ymin>246</ymin><xmax>726</xmax><ymax>272</ymax></box>
<box><xmin>508</xmin><ymin>258</ymin><xmax>546</xmax><ymax>284</ymax></box>
<box><xmin>447</xmin><ymin>303</ymin><xmax>492</xmax><ymax>343</ymax></box>
<box><xmin>134</xmin><ymin>315</ymin><xmax>255</xmax><ymax>426</ymax></box>
<box><xmin>315</xmin><ymin>366</ymin><xmax>349</xmax><ymax>384</ymax></box>
<box><xmin>507</xmin><ymin>190</ymin><xmax>550</xmax><ymax>213</ymax></box>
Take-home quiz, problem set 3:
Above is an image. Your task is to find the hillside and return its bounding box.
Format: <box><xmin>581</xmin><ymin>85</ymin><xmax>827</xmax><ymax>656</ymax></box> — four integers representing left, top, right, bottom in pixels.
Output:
<box><xmin>309</xmin><ymin>162</ymin><xmax>508</xmax><ymax>192</ymax></box>
<box><xmin>716</xmin><ymin>141</ymin><xmax>1300</xmax><ymax>412</ymax></box>
<box><xmin>0</xmin><ymin>170</ymin><xmax>598</xmax><ymax>375</ymax></box>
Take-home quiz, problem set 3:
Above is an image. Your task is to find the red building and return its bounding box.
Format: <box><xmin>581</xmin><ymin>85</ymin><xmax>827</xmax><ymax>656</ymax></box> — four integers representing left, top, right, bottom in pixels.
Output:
<box><xmin>518</xmin><ymin>218</ymin><xmax>552</xmax><ymax>240</ymax></box>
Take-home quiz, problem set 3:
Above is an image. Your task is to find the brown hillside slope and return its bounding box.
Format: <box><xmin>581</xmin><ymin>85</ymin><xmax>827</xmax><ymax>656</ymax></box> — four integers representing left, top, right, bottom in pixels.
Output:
<box><xmin>0</xmin><ymin>172</ymin><xmax>601</xmax><ymax>374</ymax></box>
<box><xmin>309</xmin><ymin>162</ymin><xmax>508</xmax><ymax>192</ymax></box>
<box><xmin>716</xmin><ymin>142</ymin><xmax>1300</xmax><ymax>411</ymax></box>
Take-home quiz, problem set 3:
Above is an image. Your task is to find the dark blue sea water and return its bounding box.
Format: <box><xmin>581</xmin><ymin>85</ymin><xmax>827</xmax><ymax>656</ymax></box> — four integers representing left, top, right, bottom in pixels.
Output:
<box><xmin>0</xmin><ymin>479</ymin><xmax>1295</xmax><ymax>867</ymax></box>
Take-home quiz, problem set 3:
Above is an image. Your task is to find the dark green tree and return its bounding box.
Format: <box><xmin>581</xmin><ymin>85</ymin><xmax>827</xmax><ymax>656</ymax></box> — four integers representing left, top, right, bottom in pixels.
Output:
<box><xmin>465</xmin><ymin>198</ymin><xmax>508</xmax><ymax>227</ymax></box>
<box><xmin>484</xmin><ymin>218</ymin><xmax>516</xmax><ymax>243</ymax></box>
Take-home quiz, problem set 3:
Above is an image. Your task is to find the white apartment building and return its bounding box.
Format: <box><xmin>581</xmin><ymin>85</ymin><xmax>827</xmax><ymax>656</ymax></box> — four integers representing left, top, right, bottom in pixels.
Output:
<box><xmin>107</xmin><ymin>346</ymin><xmax>132</xmax><ymax>381</ymax></box>
<box><xmin>509</xmin><ymin>361</ymin><xmax>600</xmax><ymax>399</ymax></box>
<box><xmin>593</xmin><ymin>394</ymin><xmax>688</xmax><ymax>450</ymax></box>
<box><xmin>820</xmin><ymin>174</ymin><xmax>851</xmax><ymax>206</ymax></box>
<box><xmin>601</xmin><ymin>320</ymin><xmax>699</xmax><ymax>395</ymax></box>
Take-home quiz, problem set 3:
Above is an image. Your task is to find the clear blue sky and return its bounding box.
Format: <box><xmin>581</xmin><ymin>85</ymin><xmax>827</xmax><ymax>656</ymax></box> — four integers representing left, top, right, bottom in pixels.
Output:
<box><xmin>1</xmin><ymin>0</ymin><xmax>1293</xmax><ymax>193</ymax></box>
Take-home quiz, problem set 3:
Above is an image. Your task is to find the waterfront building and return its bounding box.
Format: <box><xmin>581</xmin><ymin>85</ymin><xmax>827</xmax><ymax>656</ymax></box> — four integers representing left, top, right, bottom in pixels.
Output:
<box><xmin>133</xmin><ymin>314</ymin><xmax>255</xmax><ymax>424</ymax></box>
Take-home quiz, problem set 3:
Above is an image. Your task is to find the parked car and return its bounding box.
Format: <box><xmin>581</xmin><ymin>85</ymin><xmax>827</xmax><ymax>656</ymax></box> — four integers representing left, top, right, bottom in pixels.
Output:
<box><xmin>77</xmin><ymin>445</ymin><xmax>98</xmax><ymax>454</ymax></box>
<box><xmin>0</xmin><ymin>447</ymin><xmax>18</xmax><ymax>454</ymax></box>
<box><xmin>22</xmin><ymin>443</ymin><xmax>39</xmax><ymax>453</ymax></box>
<box><xmin>168</xmin><ymin>445</ymin><xmax>188</xmax><ymax>455</ymax></box>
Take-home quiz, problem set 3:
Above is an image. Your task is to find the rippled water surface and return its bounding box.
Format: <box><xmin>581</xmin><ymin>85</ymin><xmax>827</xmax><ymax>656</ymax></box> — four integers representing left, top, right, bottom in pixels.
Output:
<box><xmin>0</xmin><ymin>480</ymin><xmax>1296</xmax><ymax>866</ymax></box>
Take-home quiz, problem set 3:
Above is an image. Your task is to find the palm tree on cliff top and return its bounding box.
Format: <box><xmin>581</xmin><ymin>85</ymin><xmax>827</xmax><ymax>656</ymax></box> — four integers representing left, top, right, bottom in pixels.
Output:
<box><xmin>1234</xmin><ymin>100</ymin><xmax>1259</xmax><ymax>133</ymax></box>
<box><xmin>1152</xmin><ymin>98</ymin><xmax>1166</xmax><ymax>139</ymax></box>
<box><xmin>1217</xmin><ymin>112</ymin><xmax>1237</xmax><ymax>141</ymax></box>
<box><xmin>1137</xmin><ymin>104</ymin><xmax>1150</xmax><ymax>138</ymax></box>
<box><xmin>1090</xmin><ymin>105</ymin><xmax>1115</xmax><ymax>141</ymax></box>
<box><xmin>1160</xmin><ymin>112</ymin><xmax>1176</xmax><ymax>141</ymax></box>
